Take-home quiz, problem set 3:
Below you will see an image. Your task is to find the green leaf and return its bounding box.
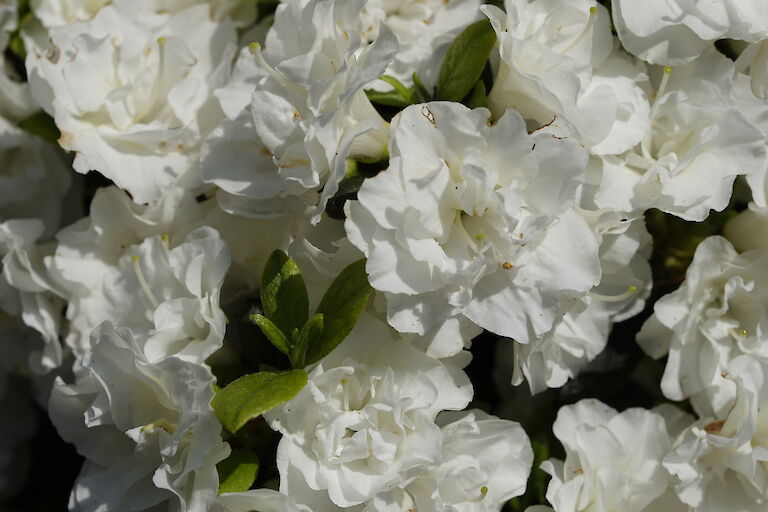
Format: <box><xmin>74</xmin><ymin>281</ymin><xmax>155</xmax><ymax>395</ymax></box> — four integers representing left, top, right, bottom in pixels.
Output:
<box><xmin>465</xmin><ymin>80</ymin><xmax>488</xmax><ymax>109</ymax></box>
<box><xmin>306</xmin><ymin>259</ymin><xmax>372</xmax><ymax>365</ymax></box>
<box><xmin>250</xmin><ymin>314</ymin><xmax>290</xmax><ymax>356</ymax></box>
<box><xmin>293</xmin><ymin>313</ymin><xmax>324</xmax><ymax>367</ymax></box>
<box><xmin>216</xmin><ymin>448</ymin><xmax>259</xmax><ymax>494</ymax></box>
<box><xmin>260</xmin><ymin>250</ymin><xmax>309</xmax><ymax>337</ymax></box>
<box><xmin>17</xmin><ymin>111</ymin><xmax>60</xmax><ymax>143</ymax></box>
<box><xmin>212</xmin><ymin>370</ymin><xmax>308</xmax><ymax>433</ymax></box>
<box><xmin>412</xmin><ymin>72</ymin><xmax>431</xmax><ymax>103</ymax></box>
<box><xmin>435</xmin><ymin>19</ymin><xmax>497</xmax><ymax>102</ymax></box>
<box><xmin>365</xmin><ymin>88</ymin><xmax>411</xmax><ymax>107</ymax></box>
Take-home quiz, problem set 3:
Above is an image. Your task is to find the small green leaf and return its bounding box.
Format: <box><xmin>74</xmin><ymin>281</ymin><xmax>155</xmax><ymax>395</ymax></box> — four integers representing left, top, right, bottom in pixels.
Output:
<box><xmin>18</xmin><ymin>111</ymin><xmax>60</xmax><ymax>143</ymax></box>
<box><xmin>465</xmin><ymin>80</ymin><xmax>488</xmax><ymax>109</ymax></box>
<box><xmin>293</xmin><ymin>313</ymin><xmax>324</xmax><ymax>367</ymax></box>
<box><xmin>365</xmin><ymin>88</ymin><xmax>411</xmax><ymax>107</ymax></box>
<box><xmin>435</xmin><ymin>19</ymin><xmax>497</xmax><ymax>102</ymax></box>
<box><xmin>378</xmin><ymin>75</ymin><xmax>414</xmax><ymax>103</ymax></box>
<box><xmin>260</xmin><ymin>250</ymin><xmax>309</xmax><ymax>336</ymax></box>
<box><xmin>250</xmin><ymin>314</ymin><xmax>290</xmax><ymax>356</ymax></box>
<box><xmin>212</xmin><ymin>370</ymin><xmax>308</xmax><ymax>433</ymax></box>
<box><xmin>217</xmin><ymin>448</ymin><xmax>259</xmax><ymax>494</ymax></box>
<box><xmin>306</xmin><ymin>259</ymin><xmax>372</xmax><ymax>365</ymax></box>
<box><xmin>412</xmin><ymin>72</ymin><xmax>431</xmax><ymax>103</ymax></box>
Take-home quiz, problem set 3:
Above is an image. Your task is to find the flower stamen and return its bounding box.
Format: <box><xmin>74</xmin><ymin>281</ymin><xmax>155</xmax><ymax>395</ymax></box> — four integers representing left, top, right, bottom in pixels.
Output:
<box><xmin>132</xmin><ymin>255</ymin><xmax>160</xmax><ymax>308</ymax></box>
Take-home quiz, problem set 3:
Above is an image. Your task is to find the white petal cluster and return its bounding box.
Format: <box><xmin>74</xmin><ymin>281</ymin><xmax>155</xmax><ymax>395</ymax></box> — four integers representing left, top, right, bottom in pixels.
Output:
<box><xmin>542</xmin><ymin>399</ymin><xmax>690</xmax><ymax>512</ymax></box>
<box><xmin>346</xmin><ymin>101</ymin><xmax>601</xmax><ymax>353</ymax></box>
<box><xmin>361</xmin><ymin>0</ymin><xmax>481</xmax><ymax>89</ymax></box>
<box><xmin>49</xmin><ymin>322</ymin><xmax>229</xmax><ymax>512</ymax></box>
<box><xmin>2</xmin><ymin>0</ymin><xmax>768</xmax><ymax>509</ymax></box>
<box><xmin>639</xmin><ymin>236</ymin><xmax>768</xmax><ymax>403</ymax></box>
<box><xmin>203</xmin><ymin>0</ymin><xmax>396</xmax><ymax>219</ymax></box>
<box><xmin>612</xmin><ymin>0</ymin><xmax>768</xmax><ymax>65</ymax></box>
<box><xmin>26</xmin><ymin>0</ymin><xmax>239</xmax><ymax>203</ymax></box>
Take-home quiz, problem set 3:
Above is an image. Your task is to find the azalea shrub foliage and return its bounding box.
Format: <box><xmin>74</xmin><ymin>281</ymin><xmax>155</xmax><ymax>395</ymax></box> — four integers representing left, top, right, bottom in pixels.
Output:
<box><xmin>4</xmin><ymin>0</ymin><xmax>768</xmax><ymax>510</ymax></box>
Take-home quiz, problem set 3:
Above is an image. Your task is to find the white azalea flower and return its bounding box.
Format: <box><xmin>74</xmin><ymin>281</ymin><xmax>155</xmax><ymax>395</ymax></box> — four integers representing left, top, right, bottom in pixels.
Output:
<box><xmin>346</xmin><ymin>101</ymin><xmax>600</xmax><ymax>350</ymax></box>
<box><xmin>361</xmin><ymin>0</ymin><xmax>481</xmax><ymax>90</ymax></box>
<box><xmin>485</xmin><ymin>0</ymin><xmax>651</xmax><ymax>156</ymax></box>
<box><xmin>612</xmin><ymin>0</ymin><xmax>768</xmax><ymax>66</ymax></box>
<box><xmin>594</xmin><ymin>50</ymin><xmax>767</xmax><ymax>221</ymax></box>
<box><xmin>737</xmin><ymin>40</ymin><xmax>768</xmax><ymax>101</ymax></box>
<box><xmin>203</xmin><ymin>0</ymin><xmax>397</xmax><ymax>220</ymax></box>
<box><xmin>49</xmin><ymin>322</ymin><xmax>229</xmax><ymax>512</ymax></box>
<box><xmin>0</xmin><ymin>117</ymin><xmax>72</xmax><ymax>236</ymax></box>
<box><xmin>542</xmin><ymin>399</ymin><xmax>690</xmax><ymax>512</ymax></box>
<box><xmin>0</xmin><ymin>219</ymin><xmax>67</xmax><ymax>373</ymax></box>
<box><xmin>664</xmin><ymin>356</ymin><xmax>768</xmax><ymax>512</ymax></box>
<box><xmin>30</xmin><ymin>0</ymin><xmax>254</xmax><ymax>28</ymax></box>
<box><xmin>52</xmin><ymin>187</ymin><xmax>230</xmax><ymax>365</ymax></box>
<box><xmin>211</xmin><ymin>489</ymin><xmax>311</xmax><ymax>512</ymax></box>
<box><xmin>511</xmin><ymin>212</ymin><xmax>652</xmax><ymax>393</ymax></box>
<box><xmin>264</xmin><ymin>313</ymin><xmax>473</xmax><ymax>508</ymax></box>
<box><xmin>639</xmin><ymin>236</ymin><xmax>768</xmax><ymax>403</ymax></box>
<box><xmin>405</xmin><ymin>410</ymin><xmax>532</xmax><ymax>512</ymax></box>
<box><xmin>26</xmin><ymin>0</ymin><xmax>238</xmax><ymax>203</ymax></box>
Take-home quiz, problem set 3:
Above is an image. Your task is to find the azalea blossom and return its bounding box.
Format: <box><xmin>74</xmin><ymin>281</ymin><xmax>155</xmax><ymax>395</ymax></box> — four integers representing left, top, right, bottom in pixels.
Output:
<box><xmin>265</xmin><ymin>313</ymin><xmax>473</xmax><ymax>508</ymax></box>
<box><xmin>542</xmin><ymin>399</ymin><xmax>690</xmax><ymax>512</ymax></box>
<box><xmin>346</xmin><ymin>101</ymin><xmax>601</xmax><ymax>349</ymax></box>
<box><xmin>26</xmin><ymin>0</ymin><xmax>238</xmax><ymax>203</ymax></box>
<box><xmin>639</xmin><ymin>236</ymin><xmax>768</xmax><ymax>403</ymax></box>
<box><xmin>49</xmin><ymin>322</ymin><xmax>230</xmax><ymax>512</ymax></box>
<box><xmin>612</xmin><ymin>0</ymin><xmax>768</xmax><ymax>65</ymax></box>
<box><xmin>203</xmin><ymin>0</ymin><xmax>397</xmax><ymax>220</ymax></box>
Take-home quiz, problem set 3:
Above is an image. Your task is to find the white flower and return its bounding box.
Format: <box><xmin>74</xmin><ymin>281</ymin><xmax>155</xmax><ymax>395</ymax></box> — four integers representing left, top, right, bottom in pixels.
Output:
<box><xmin>405</xmin><ymin>410</ymin><xmax>532</xmax><ymax>512</ymax></box>
<box><xmin>49</xmin><ymin>322</ymin><xmax>229</xmax><ymax>512</ymax></box>
<box><xmin>346</xmin><ymin>101</ymin><xmax>600</xmax><ymax>350</ymax></box>
<box><xmin>0</xmin><ymin>117</ymin><xmax>72</xmax><ymax>236</ymax></box>
<box><xmin>612</xmin><ymin>0</ymin><xmax>768</xmax><ymax>66</ymax></box>
<box><xmin>594</xmin><ymin>50</ymin><xmax>767</xmax><ymax>221</ymax></box>
<box><xmin>211</xmin><ymin>489</ymin><xmax>311</xmax><ymax>512</ymax></box>
<box><xmin>30</xmin><ymin>0</ymin><xmax>110</xmax><ymax>27</ymax></box>
<box><xmin>361</xmin><ymin>0</ymin><xmax>481</xmax><ymax>90</ymax></box>
<box><xmin>26</xmin><ymin>0</ymin><xmax>238</xmax><ymax>203</ymax></box>
<box><xmin>30</xmin><ymin>0</ymin><xmax>254</xmax><ymax>29</ymax></box>
<box><xmin>52</xmin><ymin>187</ymin><xmax>230</xmax><ymax>366</ymax></box>
<box><xmin>203</xmin><ymin>0</ymin><xmax>397</xmax><ymax>220</ymax></box>
<box><xmin>664</xmin><ymin>356</ymin><xmax>768</xmax><ymax>512</ymax></box>
<box><xmin>511</xmin><ymin>212</ymin><xmax>652</xmax><ymax>393</ymax></box>
<box><xmin>542</xmin><ymin>399</ymin><xmax>690</xmax><ymax>512</ymax></box>
<box><xmin>0</xmin><ymin>219</ymin><xmax>67</xmax><ymax>373</ymax></box>
<box><xmin>638</xmin><ymin>236</ymin><xmax>768</xmax><ymax>403</ymax></box>
<box><xmin>484</xmin><ymin>0</ymin><xmax>651</xmax><ymax>156</ymax></box>
<box><xmin>265</xmin><ymin>313</ymin><xmax>473</xmax><ymax>508</ymax></box>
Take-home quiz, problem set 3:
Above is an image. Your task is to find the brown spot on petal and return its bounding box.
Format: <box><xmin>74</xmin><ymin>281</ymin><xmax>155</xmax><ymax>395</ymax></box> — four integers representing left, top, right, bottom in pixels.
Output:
<box><xmin>704</xmin><ymin>420</ymin><xmax>725</xmax><ymax>434</ymax></box>
<box><xmin>502</xmin><ymin>262</ymin><xmax>514</xmax><ymax>270</ymax></box>
<box><xmin>260</xmin><ymin>146</ymin><xmax>272</xmax><ymax>156</ymax></box>
<box><xmin>293</xmin><ymin>110</ymin><xmax>301</xmax><ymax>120</ymax></box>
<box><xmin>421</xmin><ymin>105</ymin><xmax>436</xmax><ymax>126</ymax></box>
<box><xmin>573</xmin><ymin>468</ymin><xmax>584</xmax><ymax>475</ymax></box>
<box><xmin>46</xmin><ymin>43</ymin><xmax>60</xmax><ymax>64</ymax></box>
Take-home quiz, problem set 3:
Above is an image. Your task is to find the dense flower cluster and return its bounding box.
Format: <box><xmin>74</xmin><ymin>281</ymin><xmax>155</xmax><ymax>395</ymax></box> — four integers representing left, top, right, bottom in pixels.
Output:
<box><xmin>1</xmin><ymin>0</ymin><xmax>768</xmax><ymax>511</ymax></box>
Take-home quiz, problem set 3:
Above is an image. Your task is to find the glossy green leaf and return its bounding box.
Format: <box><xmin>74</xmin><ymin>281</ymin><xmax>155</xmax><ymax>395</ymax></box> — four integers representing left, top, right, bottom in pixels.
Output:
<box><xmin>212</xmin><ymin>369</ymin><xmax>308</xmax><ymax>433</ymax></box>
<box><xmin>293</xmin><ymin>313</ymin><xmax>324</xmax><ymax>367</ymax></box>
<box><xmin>306</xmin><ymin>259</ymin><xmax>372</xmax><ymax>365</ymax></box>
<box><xmin>260</xmin><ymin>250</ymin><xmax>309</xmax><ymax>336</ymax></box>
<box><xmin>435</xmin><ymin>19</ymin><xmax>497</xmax><ymax>102</ymax></box>
<box><xmin>250</xmin><ymin>313</ymin><xmax>290</xmax><ymax>356</ymax></box>
<box><xmin>216</xmin><ymin>448</ymin><xmax>259</xmax><ymax>494</ymax></box>
<box><xmin>465</xmin><ymin>80</ymin><xmax>488</xmax><ymax>109</ymax></box>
